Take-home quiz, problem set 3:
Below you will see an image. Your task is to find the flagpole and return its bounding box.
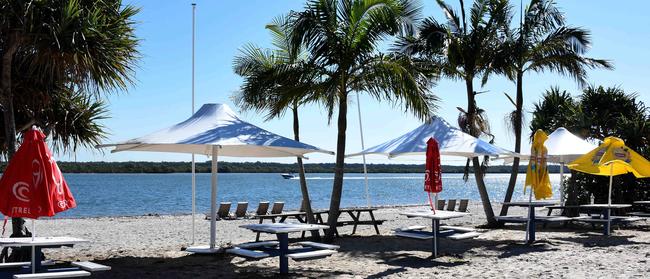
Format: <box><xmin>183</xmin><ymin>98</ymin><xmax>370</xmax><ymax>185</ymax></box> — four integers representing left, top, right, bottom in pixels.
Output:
<box><xmin>355</xmin><ymin>92</ymin><xmax>371</xmax><ymax>208</ymax></box>
<box><xmin>191</xmin><ymin>2</ymin><xmax>197</xmax><ymax>245</ymax></box>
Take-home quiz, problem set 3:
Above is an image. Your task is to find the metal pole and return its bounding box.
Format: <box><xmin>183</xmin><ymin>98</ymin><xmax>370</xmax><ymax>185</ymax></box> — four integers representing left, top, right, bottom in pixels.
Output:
<box><xmin>191</xmin><ymin>2</ymin><xmax>196</xmax><ymax>245</ymax></box>
<box><xmin>608</xmin><ymin>164</ymin><xmax>613</xmax><ymax>205</ymax></box>
<box><xmin>355</xmin><ymin>92</ymin><xmax>371</xmax><ymax>208</ymax></box>
<box><xmin>209</xmin><ymin>146</ymin><xmax>219</xmax><ymax>250</ymax></box>
<box><xmin>31</xmin><ymin>219</ymin><xmax>35</xmax><ymax>273</ymax></box>
<box><xmin>559</xmin><ymin>161</ymin><xmax>565</xmax><ymax>205</ymax></box>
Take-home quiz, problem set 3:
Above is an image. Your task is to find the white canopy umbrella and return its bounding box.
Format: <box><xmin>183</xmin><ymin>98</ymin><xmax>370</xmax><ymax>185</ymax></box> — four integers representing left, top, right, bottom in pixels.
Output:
<box><xmin>503</xmin><ymin>127</ymin><xmax>597</xmax><ymax>204</ymax></box>
<box><xmin>100</xmin><ymin>103</ymin><xmax>333</xmax><ymax>253</ymax></box>
<box><xmin>347</xmin><ymin>116</ymin><xmax>514</xmax><ymax>158</ymax></box>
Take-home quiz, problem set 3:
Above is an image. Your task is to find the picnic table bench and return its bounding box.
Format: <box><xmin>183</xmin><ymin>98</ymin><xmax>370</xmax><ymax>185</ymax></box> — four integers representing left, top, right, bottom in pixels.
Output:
<box><xmin>229</xmin><ymin>223</ymin><xmax>337</xmax><ymax>275</ymax></box>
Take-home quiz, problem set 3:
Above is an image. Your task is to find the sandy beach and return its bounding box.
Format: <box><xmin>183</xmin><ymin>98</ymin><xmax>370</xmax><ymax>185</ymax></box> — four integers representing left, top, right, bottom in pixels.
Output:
<box><xmin>32</xmin><ymin>202</ymin><xmax>649</xmax><ymax>278</ymax></box>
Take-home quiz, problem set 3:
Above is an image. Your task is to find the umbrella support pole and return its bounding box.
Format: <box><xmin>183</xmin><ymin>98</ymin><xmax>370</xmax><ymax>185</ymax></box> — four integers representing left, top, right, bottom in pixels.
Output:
<box><xmin>559</xmin><ymin>162</ymin><xmax>565</xmax><ymax>205</ymax></box>
<box><xmin>185</xmin><ymin>146</ymin><xmax>221</xmax><ymax>254</ymax></box>
<box><xmin>355</xmin><ymin>92</ymin><xmax>371</xmax><ymax>208</ymax></box>
<box><xmin>31</xmin><ymin>219</ymin><xmax>35</xmax><ymax>274</ymax></box>
<box><xmin>191</xmin><ymin>154</ymin><xmax>196</xmax><ymax>245</ymax></box>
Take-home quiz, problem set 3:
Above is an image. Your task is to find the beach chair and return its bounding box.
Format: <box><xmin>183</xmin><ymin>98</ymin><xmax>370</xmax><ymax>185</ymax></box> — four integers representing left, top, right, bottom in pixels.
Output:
<box><xmin>458</xmin><ymin>199</ymin><xmax>469</xmax><ymax>212</ymax></box>
<box><xmin>217</xmin><ymin>202</ymin><xmax>231</xmax><ymax>220</ymax></box>
<box><xmin>271</xmin><ymin>202</ymin><xmax>285</xmax><ymax>214</ymax></box>
<box><xmin>437</xmin><ymin>199</ymin><xmax>446</xmax><ymax>210</ymax></box>
<box><xmin>230</xmin><ymin>202</ymin><xmax>248</xmax><ymax>219</ymax></box>
<box><xmin>255</xmin><ymin>201</ymin><xmax>270</xmax><ymax>216</ymax></box>
<box><xmin>447</xmin><ymin>199</ymin><xmax>457</xmax><ymax>211</ymax></box>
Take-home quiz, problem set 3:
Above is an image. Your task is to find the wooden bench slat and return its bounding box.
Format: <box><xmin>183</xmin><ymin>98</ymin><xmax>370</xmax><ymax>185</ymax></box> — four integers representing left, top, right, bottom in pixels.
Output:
<box><xmin>71</xmin><ymin>261</ymin><xmax>111</xmax><ymax>271</ymax></box>
<box><xmin>13</xmin><ymin>270</ymin><xmax>90</xmax><ymax>279</ymax></box>
<box><xmin>226</xmin><ymin>248</ymin><xmax>270</xmax><ymax>259</ymax></box>
<box><xmin>297</xmin><ymin>241</ymin><xmax>339</xmax><ymax>250</ymax></box>
<box><xmin>285</xmin><ymin>249</ymin><xmax>337</xmax><ymax>261</ymax></box>
<box><xmin>236</xmin><ymin>241</ymin><xmax>279</xmax><ymax>249</ymax></box>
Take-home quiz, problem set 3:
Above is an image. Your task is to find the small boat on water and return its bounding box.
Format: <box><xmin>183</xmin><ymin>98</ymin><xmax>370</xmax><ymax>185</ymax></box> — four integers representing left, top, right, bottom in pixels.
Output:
<box><xmin>281</xmin><ymin>173</ymin><xmax>295</xmax><ymax>179</ymax></box>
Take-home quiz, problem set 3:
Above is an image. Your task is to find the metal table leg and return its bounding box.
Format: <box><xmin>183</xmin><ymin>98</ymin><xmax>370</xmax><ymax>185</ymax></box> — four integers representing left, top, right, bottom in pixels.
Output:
<box><xmin>528</xmin><ymin>205</ymin><xmax>536</xmax><ymax>243</ymax></box>
<box><xmin>432</xmin><ymin>219</ymin><xmax>439</xmax><ymax>258</ymax></box>
<box><xmin>277</xmin><ymin>233</ymin><xmax>289</xmax><ymax>275</ymax></box>
<box><xmin>604</xmin><ymin>208</ymin><xmax>611</xmax><ymax>236</ymax></box>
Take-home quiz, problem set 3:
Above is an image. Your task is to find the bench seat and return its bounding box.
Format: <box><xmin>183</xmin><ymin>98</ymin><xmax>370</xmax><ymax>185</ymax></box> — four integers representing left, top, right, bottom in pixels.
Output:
<box><xmin>71</xmin><ymin>261</ymin><xmax>111</xmax><ymax>272</ymax></box>
<box><xmin>297</xmin><ymin>241</ymin><xmax>339</xmax><ymax>250</ymax></box>
<box><xmin>336</xmin><ymin>220</ymin><xmax>385</xmax><ymax>226</ymax></box>
<box><xmin>285</xmin><ymin>249</ymin><xmax>337</xmax><ymax>261</ymax></box>
<box><xmin>628</xmin><ymin>212</ymin><xmax>650</xmax><ymax>217</ymax></box>
<box><xmin>394</xmin><ymin>231</ymin><xmax>434</xmax><ymax>240</ymax></box>
<box><xmin>394</xmin><ymin>225</ymin><xmax>426</xmax><ymax>232</ymax></box>
<box><xmin>445</xmin><ymin>231</ymin><xmax>481</xmax><ymax>240</ymax></box>
<box><xmin>236</xmin><ymin>241</ymin><xmax>279</xmax><ymax>249</ymax></box>
<box><xmin>439</xmin><ymin>225</ymin><xmax>476</xmax><ymax>232</ymax></box>
<box><xmin>226</xmin><ymin>248</ymin><xmax>270</xmax><ymax>259</ymax></box>
<box><xmin>0</xmin><ymin>260</ymin><xmax>54</xmax><ymax>269</ymax></box>
<box><xmin>13</xmin><ymin>271</ymin><xmax>90</xmax><ymax>279</ymax></box>
<box><xmin>495</xmin><ymin>216</ymin><xmax>528</xmax><ymax>223</ymax></box>
<box><xmin>535</xmin><ymin>216</ymin><xmax>574</xmax><ymax>222</ymax></box>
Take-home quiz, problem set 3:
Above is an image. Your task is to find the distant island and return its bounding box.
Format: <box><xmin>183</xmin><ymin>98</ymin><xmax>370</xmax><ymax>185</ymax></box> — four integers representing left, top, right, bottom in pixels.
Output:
<box><xmin>8</xmin><ymin>161</ymin><xmax>568</xmax><ymax>174</ymax></box>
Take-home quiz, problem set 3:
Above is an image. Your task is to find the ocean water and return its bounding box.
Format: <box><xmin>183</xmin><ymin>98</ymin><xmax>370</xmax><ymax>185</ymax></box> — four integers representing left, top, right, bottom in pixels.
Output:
<box><xmin>48</xmin><ymin>173</ymin><xmax>561</xmax><ymax>218</ymax></box>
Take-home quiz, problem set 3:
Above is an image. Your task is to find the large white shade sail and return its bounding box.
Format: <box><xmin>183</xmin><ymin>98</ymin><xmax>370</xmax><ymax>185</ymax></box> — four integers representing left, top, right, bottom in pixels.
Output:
<box><xmin>503</xmin><ymin>127</ymin><xmax>598</xmax><ymax>163</ymax></box>
<box><xmin>100</xmin><ymin>103</ymin><xmax>334</xmax><ymax>157</ymax></box>
<box><xmin>346</xmin><ymin>116</ymin><xmax>514</xmax><ymax>158</ymax></box>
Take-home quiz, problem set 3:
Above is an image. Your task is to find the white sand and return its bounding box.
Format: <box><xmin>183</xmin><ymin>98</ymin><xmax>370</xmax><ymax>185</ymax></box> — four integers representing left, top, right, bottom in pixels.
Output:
<box><xmin>27</xmin><ymin>202</ymin><xmax>650</xmax><ymax>278</ymax></box>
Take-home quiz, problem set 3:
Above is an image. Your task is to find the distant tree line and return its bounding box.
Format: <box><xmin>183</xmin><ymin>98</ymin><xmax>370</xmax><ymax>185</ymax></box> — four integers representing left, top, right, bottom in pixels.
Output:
<box><xmin>0</xmin><ymin>161</ymin><xmax>566</xmax><ymax>174</ymax></box>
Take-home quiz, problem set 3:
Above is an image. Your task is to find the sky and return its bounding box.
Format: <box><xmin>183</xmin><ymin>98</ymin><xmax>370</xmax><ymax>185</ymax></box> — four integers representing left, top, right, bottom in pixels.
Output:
<box><xmin>71</xmin><ymin>0</ymin><xmax>650</xmax><ymax>165</ymax></box>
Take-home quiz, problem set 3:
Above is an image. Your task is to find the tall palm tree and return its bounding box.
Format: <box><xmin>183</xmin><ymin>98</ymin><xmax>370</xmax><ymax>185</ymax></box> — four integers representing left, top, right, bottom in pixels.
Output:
<box><xmin>0</xmin><ymin>0</ymin><xmax>139</xmax><ymax>259</ymax></box>
<box><xmin>397</xmin><ymin>0</ymin><xmax>510</xmax><ymax>225</ymax></box>
<box><xmin>232</xmin><ymin>15</ymin><xmax>321</xmax><ymax>236</ymax></box>
<box><xmin>288</xmin><ymin>0</ymin><xmax>438</xmax><ymax>240</ymax></box>
<box><xmin>496</xmin><ymin>0</ymin><xmax>612</xmax><ymax>216</ymax></box>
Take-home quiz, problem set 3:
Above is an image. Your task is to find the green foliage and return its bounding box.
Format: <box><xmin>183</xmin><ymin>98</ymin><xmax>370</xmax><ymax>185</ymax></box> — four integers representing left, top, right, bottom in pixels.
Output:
<box><xmin>531</xmin><ymin>85</ymin><xmax>650</xmax><ymax>205</ymax></box>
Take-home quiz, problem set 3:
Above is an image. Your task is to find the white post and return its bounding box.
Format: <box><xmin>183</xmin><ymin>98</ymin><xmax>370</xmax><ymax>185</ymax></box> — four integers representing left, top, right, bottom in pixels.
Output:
<box><xmin>608</xmin><ymin>164</ymin><xmax>613</xmax><ymax>205</ymax></box>
<box><xmin>31</xmin><ymin>219</ymin><xmax>35</xmax><ymax>273</ymax></box>
<box><xmin>355</xmin><ymin>92</ymin><xmax>371</xmax><ymax>208</ymax></box>
<box><xmin>209</xmin><ymin>146</ymin><xmax>219</xmax><ymax>250</ymax></box>
<box><xmin>559</xmin><ymin>161</ymin><xmax>565</xmax><ymax>205</ymax></box>
<box><xmin>190</xmin><ymin>2</ymin><xmax>197</xmax><ymax>245</ymax></box>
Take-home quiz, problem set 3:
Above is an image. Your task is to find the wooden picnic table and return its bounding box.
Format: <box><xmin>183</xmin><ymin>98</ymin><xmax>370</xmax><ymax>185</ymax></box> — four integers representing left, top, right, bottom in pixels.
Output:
<box><xmin>576</xmin><ymin>204</ymin><xmax>632</xmax><ymax>235</ymax></box>
<box><xmin>502</xmin><ymin>201</ymin><xmax>556</xmax><ymax>243</ymax></box>
<box><xmin>0</xmin><ymin>236</ymin><xmax>88</xmax><ymax>277</ymax></box>
<box><xmin>239</xmin><ymin>223</ymin><xmax>331</xmax><ymax>275</ymax></box>
<box><xmin>399</xmin><ymin>210</ymin><xmax>470</xmax><ymax>258</ymax></box>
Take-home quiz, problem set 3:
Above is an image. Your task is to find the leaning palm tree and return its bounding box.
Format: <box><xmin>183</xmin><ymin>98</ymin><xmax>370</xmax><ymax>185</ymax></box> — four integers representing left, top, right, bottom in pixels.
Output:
<box><xmin>496</xmin><ymin>0</ymin><xmax>612</xmax><ymax>216</ymax></box>
<box><xmin>0</xmin><ymin>0</ymin><xmax>138</xmax><ymax>260</ymax></box>
<box><xmin>288</xmin><ymin>0</ymin><xmax>439</xmax><ymax>240</ymax></box>
<box><xmin>232</xmin><ymin>14</ymin><xmax>321</xmax><ymax>237</ymax></box>
<box><xmin>397</xmin><ymin>0</ymin><xmax>510</xmax><ymax>226</ymax></box>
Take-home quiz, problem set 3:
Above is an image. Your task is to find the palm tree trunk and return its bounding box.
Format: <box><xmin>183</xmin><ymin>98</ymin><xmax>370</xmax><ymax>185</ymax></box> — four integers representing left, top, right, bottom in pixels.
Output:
<box><xmin>325</xmin><ymin>93</ymin><xmax>348</xmax><ymax>242</ymax></box>
<box><xmin>500</xmin><ymin>71</ymin><xmax>524</xmax><ymax>217</ymax></box>
<box><xmin>0</xmin><ymin>36</ymin><xmax>31</xmax><ymax>262</ymax></box>
<box><xmin>465</xmin><ymin>77</ymin><xmax>497</xmax><ymax>226</ymax></box>
<box><xmin>292</xmin><ymin>106</ymin><xmax>320</xmax><ymax>240</ymax></box>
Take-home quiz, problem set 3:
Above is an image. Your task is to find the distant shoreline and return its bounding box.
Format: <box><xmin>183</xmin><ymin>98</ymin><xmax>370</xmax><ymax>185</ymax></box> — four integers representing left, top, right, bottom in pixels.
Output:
<box><xmin>30</xmin><ymin>161</ymin><xmax>567</xmax><ymax>174</ymax></box>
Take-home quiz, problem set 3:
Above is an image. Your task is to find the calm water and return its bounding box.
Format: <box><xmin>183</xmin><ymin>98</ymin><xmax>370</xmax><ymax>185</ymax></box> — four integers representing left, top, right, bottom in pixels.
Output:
<box><xmin>45</xmin><ymin>173</ymin><xmax>561</xmax><ymax>218</ymax></box>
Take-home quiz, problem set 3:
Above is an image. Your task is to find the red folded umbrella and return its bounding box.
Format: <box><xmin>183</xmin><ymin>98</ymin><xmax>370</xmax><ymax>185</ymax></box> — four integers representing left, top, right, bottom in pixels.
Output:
<box><xmin>424</xmin><ymin>137</ymin><xmax>442</xmax><ymax>212</ymax></box>
<box><xmin>0</xmin><ymin>128</ymin><xmax>76</xmax><ymax>219</ymax></box>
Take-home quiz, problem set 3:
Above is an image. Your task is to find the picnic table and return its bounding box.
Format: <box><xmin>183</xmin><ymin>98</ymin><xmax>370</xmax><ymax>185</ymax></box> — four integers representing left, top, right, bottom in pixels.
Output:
<box><xmin>576</xmin><ymin>204</ymin><xmax>632</xmax><ymax>235</ymax></box>
<box><xmin>500</xmin><ymin>201</ymin><xmax>556</xmax><ymax>243</ymax></box>
<box><xmin>233</xmin><ymin>223</ymin><xmax>335</xmax><ymax>275</ymax></box>
<box><xmin>0</xmin><ymin>236</ymin><xmax>109</xmax><ymax>279</ymax></box>
<box><xmin>397</xmin><ymin>210</ymin><xmax>476</xmax><ymax>258</ymax></box>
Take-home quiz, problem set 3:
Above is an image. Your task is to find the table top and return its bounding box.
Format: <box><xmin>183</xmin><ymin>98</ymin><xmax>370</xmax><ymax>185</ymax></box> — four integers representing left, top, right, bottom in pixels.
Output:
<box><xmin>339</xmin><ymin>207</ymin><xmax>377</xmax><ymax>213</ymax></box>
<box><xmin>400</xmin><ymin>210</ymin><xmax>470</xmax><ymax>220</ymax></box>
<box><xmin>240</xmin><ymin>223</ymin><xmax>329</xmax><ymax>234</ymax></box>
<box><xmin>633</xmin><ymin>201</ymin><xmax>650</xmax><ymax>205</ymax></box>
<box><xmin>577</xmin><ymin>204</ymin><xmax>631</xmax><ymax>209</ymax></box>
<box><xmin>504</xmin><ymin>201</ymin><xmax>557</xmax><ymax>207</ymax></box>
<box><xmin>258</xmin><ymin>211</ymin><xmax>306</xmax><ymax>218</ymax></box>
<box><xmin>0</xmin><ymin>236</ymin><xmax>88</xmax><ymax>247</ymax></box>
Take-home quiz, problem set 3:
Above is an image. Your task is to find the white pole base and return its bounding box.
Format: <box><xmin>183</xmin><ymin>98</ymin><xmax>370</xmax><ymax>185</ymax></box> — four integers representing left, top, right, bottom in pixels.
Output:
<box><xmin>186</xmin><ymin>245</ymin><xmax>222</xmax><ymax>254</ymax></box>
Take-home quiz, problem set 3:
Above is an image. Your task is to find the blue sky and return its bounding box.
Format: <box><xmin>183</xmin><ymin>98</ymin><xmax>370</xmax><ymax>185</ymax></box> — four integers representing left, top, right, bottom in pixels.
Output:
<box><xmin>72</xmin><ymin>0</ymin><xmax>649</xmax><ymax>165</ymax></box>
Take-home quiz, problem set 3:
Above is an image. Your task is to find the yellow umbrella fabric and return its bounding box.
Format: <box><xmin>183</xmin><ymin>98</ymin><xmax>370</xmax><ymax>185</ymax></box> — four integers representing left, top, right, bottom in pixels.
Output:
<box><xmin>568</xmin><ymin>136</ymin><xmax>650</xmax><ymax>178</ymax></box>
<box><xmin>524</xmin><ymin>130</ymin><xmax>553</xmax><ymax>200</ymax></box>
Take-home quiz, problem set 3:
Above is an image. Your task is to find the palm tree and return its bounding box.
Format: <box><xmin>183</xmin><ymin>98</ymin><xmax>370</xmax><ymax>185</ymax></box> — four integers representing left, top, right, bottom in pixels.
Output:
<box><xmin>497</xmin><ymin>0</ymin><xmax>612</xmax><ymax>217</ymax></box>
<box><xmin>397</xmin><ymin>0</ymin><xmax>510</xmax><ymax>226</ymax></box>
<box><xmin>0</xmin><ymin>0</ymin><xmax>139</xmax><ymax>259</ymax></box>
<box><xmin>289</xmin><ymin>0</ymin><xmax>438</xmax><ymax>240</ymax></box>
<box><xmin>232</xmin><ymin>15</ymin><xmax>321</xmax><ymax>236</ymax></box>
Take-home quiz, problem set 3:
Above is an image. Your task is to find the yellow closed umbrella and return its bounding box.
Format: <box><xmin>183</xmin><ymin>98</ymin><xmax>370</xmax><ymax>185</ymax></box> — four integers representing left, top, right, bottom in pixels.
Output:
<box><xmin>525</xmin><ymin>130</ymin><xmax>553</xmax><ymax>200</ymax></box>
<box><xmin>568</xmin><ymin>136</ymin><xmax>650</xmax><ymax>204</ymax></box>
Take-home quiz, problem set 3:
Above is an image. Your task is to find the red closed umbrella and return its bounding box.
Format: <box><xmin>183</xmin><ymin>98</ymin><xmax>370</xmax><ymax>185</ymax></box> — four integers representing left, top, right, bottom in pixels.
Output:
<box><xmin>424</xmin><ymin>138</ymin><xmax>442</xmax><ymax>212</ymax></box>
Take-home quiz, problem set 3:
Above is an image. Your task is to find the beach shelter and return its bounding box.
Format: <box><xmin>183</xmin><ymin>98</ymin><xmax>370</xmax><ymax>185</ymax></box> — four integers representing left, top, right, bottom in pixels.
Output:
<box><xmin>504</xmin><ymin>127</ymin><xmax>597</xmax><ymax>204</ymax></box>
<box><xmin>568</xmin><ymin>136</ymin><xmax>650</xmax><ymax>205</ymax></box>
<box><xmin>524</xmin><ymin>130</ymin><xmax>553</xmax><ymax>200</ymax></box>
<box><xmin>424</xmin><ymin>138</ymin><xmax>443</xmax><ymax>212</ymax></box>
<box><xmin>0</xmin><ymin>127</ymin><xmax>76</xmax><ymax>273</ymax></box>
<box><xmin>100</xmin><ymin>103</ymin><xmax>333</xmax><ymax>253</ymax></box>
<box><xmin>347</xmin><ymin>116</ymin><xmax>514</xmax><ymax>158</ymax></box>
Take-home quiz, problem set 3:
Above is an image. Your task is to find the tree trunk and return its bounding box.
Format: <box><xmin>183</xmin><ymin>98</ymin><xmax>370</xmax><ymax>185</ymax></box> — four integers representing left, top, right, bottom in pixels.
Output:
<box><xmin>325</xmin><ymin>93</ymin><xmax>348</xmax><ymax>242</ymax></box>
<box><xmin>0</xmin><ymin>35</ymin><xmax>31</xmax><ymax>262</ymax></box>
<box><xmin>292</xmin><ymin>106</ymin><xmax>320</xmax><ymax>240</ymax></box>
<box><xmin>500</xmin><ymin>70</ymin><xmax>524</xmax><ymax>217</ymax></box>
<box><xmin>465</xmin><ymin>77</ymin><xmax>497</xmax><ymax>226</ymax></box>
